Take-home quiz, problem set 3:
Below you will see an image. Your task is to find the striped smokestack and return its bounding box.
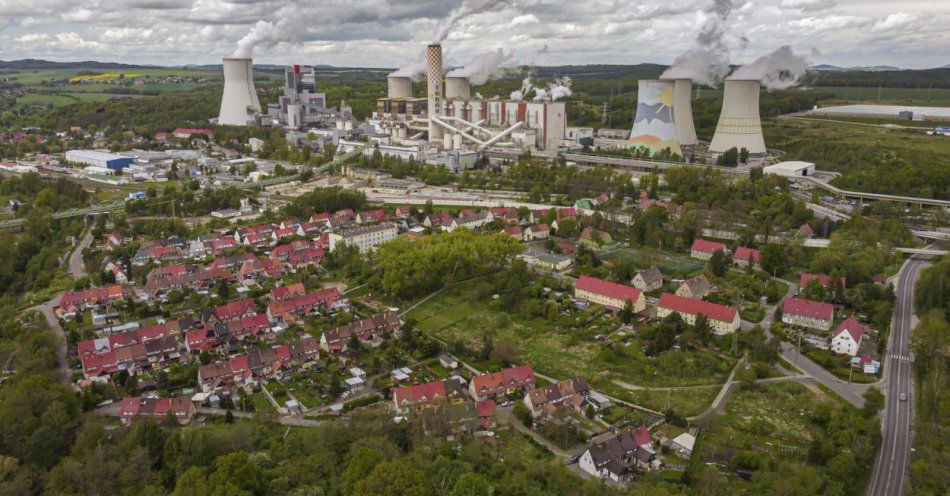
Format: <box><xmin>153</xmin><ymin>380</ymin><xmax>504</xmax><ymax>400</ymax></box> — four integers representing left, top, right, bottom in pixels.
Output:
<box><xmin>427</xmin><ymin>42</ymin><xmax>444</xmax><ymax>143</ymax></box>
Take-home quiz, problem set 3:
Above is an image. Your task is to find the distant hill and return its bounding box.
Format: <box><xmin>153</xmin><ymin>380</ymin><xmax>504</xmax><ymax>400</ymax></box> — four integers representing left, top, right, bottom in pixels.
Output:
<box><xmin>813</xmin><ymin>64</ymin><xmax>902</xmax><ymax>72</ymax></box>
<box><xmin>0</xmin><ymin>58</ymin><xmax>154</xmax><ymax>70</ymax></box>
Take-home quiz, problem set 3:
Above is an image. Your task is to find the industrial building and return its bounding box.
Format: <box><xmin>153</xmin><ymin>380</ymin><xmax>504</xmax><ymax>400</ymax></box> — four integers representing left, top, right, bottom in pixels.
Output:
<box><xmin>218</xmin><ymin>58</ymin><xmax>261</xmax><ymax>126</ymax></box>
<box><xmin>809</xmin><ymin>104</ymin><xmax>950</xmax><ymax>121</ymax></box>
<box><xmin>709</xmin><ymin>79</ymin><xmax>767</xmax><ymax>157</ymax></box>
<box><xmin>65</xmin><ymin>150</ymin><xmax>133</xmax><ymax>170</ymax></box>
<box><xmin>263</xmin><ymin>65</ymin><xmax>333</xmax><ymax>128</ymax></box>
<box><xmin>763</xmin><ymin>161</ymin><xmax>815</xmax><ymax>178</ymax></box>
<box><xmin>370</xmin><ymin>42</ymin><xmax>568</xmax><ymax>154</ymax></box>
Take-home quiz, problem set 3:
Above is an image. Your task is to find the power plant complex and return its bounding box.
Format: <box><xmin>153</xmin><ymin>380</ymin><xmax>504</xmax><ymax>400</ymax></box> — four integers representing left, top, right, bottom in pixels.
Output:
<box><xmin>216</xmin><ymin>41</ymin><xmax>772</xmax><ymax>169</ymax></box>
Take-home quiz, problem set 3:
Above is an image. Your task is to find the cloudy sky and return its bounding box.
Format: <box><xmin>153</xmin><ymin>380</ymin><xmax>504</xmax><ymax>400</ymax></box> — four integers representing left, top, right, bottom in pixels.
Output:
<box><xmin>0</xmin><ymin>0</ymin><xmax>946</xmax><ymax>69</ymax></box>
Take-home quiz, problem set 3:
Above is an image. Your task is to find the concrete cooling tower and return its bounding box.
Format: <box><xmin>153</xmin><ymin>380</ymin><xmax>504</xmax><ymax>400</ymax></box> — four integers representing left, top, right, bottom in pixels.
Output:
<box><xmin>663</xmin><ymin>78</ymin><xmax>698</xmax><ymax>146</ymax></box>
<box><xmin>426</xmin><ymin>43</ymin><xmax>445</xmax><ymax>143</ymax></box>
<box><xmin>218</xmin><ymin>58</ymin><xmax>261</xmax><ymax>126</ymax></box>
<box><xmin>445</xmin><ymin>76</ymin><xmax>471</xmax><ymax>99</ymax></box>
<box><xmin>628</xmin><ymin>79</ymin><xmax>682</xmax><ymax>157</ymax></box>
<box><xmin>709</xmin><ymin>79</ymin><xmax>766</xmax><ymax>155</ymax></box>
<box><xmin>387</xmin><ymin>75</ymin><xmax>412</xmax><ymax>98</ymax></box>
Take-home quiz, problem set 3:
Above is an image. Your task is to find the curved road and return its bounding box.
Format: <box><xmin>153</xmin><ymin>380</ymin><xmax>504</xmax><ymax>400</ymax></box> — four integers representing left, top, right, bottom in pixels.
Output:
<box><xmin>26</xmin><ymin>229</ymin><xmax>92</xmax><ymax>385</ymax></box>
<box><xmin>868</xmin><ymin>255</ymin><xmax>929</xmax><ymax>496</ymax></box>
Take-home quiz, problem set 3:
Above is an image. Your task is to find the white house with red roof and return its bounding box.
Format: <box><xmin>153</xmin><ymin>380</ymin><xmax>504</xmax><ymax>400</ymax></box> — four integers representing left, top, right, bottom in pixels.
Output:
<box><xmin>831</xmin><ymin>315</ymin><xmax>865</xmax><ymax>356</ymax></box>
<box><xmin>690</xmin><ymin>239</ymin><xmax>727</xmax><ymax>260</ymax></box>
<box><xmin>656</xmin><ymin>293</ymin><xmax>739</xmax><ymax>334</ymax></box>
<box><xmin>501</xmin><ymin>225</ymin><xmax>523</xmax><ymax>241</ymax></box>
<box><xmin>574</xmin><ymin>276</ymin><xmax>646</xmax><ymax>312</ymax></box>
<box><xmin>733</xmin><ymin>246</ymin><xmax>761</xmax><ymax>268</ymax></box>
<box><xmin>782</xmin><ymin>297</ymin><xmax>834</xmax><ymax>331</ymax></box>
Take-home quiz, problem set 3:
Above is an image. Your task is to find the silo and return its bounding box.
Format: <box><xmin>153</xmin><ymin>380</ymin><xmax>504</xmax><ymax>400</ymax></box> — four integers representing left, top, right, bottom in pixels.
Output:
<box><xmin>218</xmin><ymin>58</ymin><xmax>261</xmax><ymax>126</ymax></box>
<box><xmin>426</xmin><ymin>43</ymin><xmax>445</xmax><ymax>143</ymax></box>
<box><xmin>445</xmin><ymin>76</ymin><xmax>471</xmax><ymax>99</ymax></box>
<box><xmin>387</xmin><ymin>75</ymin><xmax>412</xmax><ymax>98</ymax></box>
<box><xmin>709</xmin><ymin>79</ymin><xmax>766</xmax><ymax>155</ymax></box>
<box><xmin>627</xmin><ymin>80</ymin><xmax>682</xmax><ymax>157</ymax></box>
<box><xmin>662</xmin><ymin>78</ymin><xmax>698</xmax><ymax>146</ymax></box>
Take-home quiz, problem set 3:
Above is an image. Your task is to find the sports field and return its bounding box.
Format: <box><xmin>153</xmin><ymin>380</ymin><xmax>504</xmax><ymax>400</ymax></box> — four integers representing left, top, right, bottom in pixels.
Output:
<box><xmin>600</xmin><ymin>247</ymin><xmax>704</xmax><ymax>279</ymax></box>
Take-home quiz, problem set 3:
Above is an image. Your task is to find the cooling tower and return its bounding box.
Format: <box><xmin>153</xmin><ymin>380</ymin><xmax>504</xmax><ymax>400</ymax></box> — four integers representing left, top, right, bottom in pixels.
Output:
<box><xmin>427</xmin><ymin>43</ymin><xmax>444</xmax><ymax>143</ymax></box>
<box><xmin>445</xmin><ymin>76</ymin><xmax>471</xmax><ymax>99</ymax></box>
<box><xmin>663</xmin><ymin>78</ymin><xmax>698</xmax><ymax>146</ymax></box>
<box><xmin>387</xmin><ymin>75</ymin><xmax>412</xmax><ymax>98</ymax></box>
<box><xmin>218</xmin><ymin>58</ymin><xmax>261</xmax><ymax>126</ymax></box>
<box><xmin>628</xmin><ymin>80</ymin><xmax>682</xmax><ymax>157</ymax></box>
<box><xmin>709</xmin><ymin>79</ymin><xmax>766</xmax><ymax>155</ymax></box>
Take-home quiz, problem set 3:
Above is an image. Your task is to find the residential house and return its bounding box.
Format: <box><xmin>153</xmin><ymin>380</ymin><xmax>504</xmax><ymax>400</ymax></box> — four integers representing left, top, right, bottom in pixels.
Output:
<box><xmin>270</xmin><ymin>283</ymin><xmax>306</xmax><ymax>302</ymax></box>
<box><xmin>524</xmin><ymin>223</ymin><xmax>550</xmax><ymax>241</ymax></box>
<box><xmin>392</xmin><ymin>378</ymin><xmax>467</xmax><ymax>413</ymax></box>
<box><xmin>502</xmin><ymin>225</ymin><xmax>523</xmax><ymax>241</ymax></box>
<box><xmin>574</xmin><ymin>276</ymin><xmax>646</xmax><ymax>313</ymax></box>
<box><xmin>449</xmin><ymin>211</ymin><xmax>494</xmax><ymax>232</ymax></box>
<box><xmin>144</xmin><ymin>268</ymin><xmax>233</xmax><ymax>297</ymax></box>
<box><xmin>328</xmin><ymin>223</ymin><xmax>398</xmax><ymax>253</ymax></box>
<box><xmin>423</xmin><ymin>212</ymin><xmax>454</xmax><ymax>229</ymax></box>
<box><xmin>119</xmin><ymin>396</ymin><xmax>196</xmax><ymax>425</ymax></box>
<box><xmin>782</xmin><ymin>297</ymin><xmax>834</xmax><ymax>331</ymax></box>
<box><xmin>733</xmin><ymin>246</ymin><xmax>761</xmax><ymax>268</ymax></box>
<box><xmin>578</xmin><ymin>427</ymin><xmax>656</xmax><ymax>482</ymax></box>
<box><xmin>831</xmin><ymin>315</ymin><xmax>865</xmax><ymax>356</ymax></box>
<box><xmin>657</xmin><ymin>293</ymin><xmax>740</xmax><ymax>334</ymax></box>
<box><xmin>197</xmin><ymin>345</ymin><xmax>297</xmax><ymax>392</ymax></box>
<box><xmin>632</xmin><ymin>267</ymin><xmax>664</xmax><ymax>292</ymax></box>
<box><xmin>57</xmin><ymin>285</ymin><xmax>132</xmax><ymax>319</ymax></box>
<box><xmin>356</xmin><ymin>209</ymin><xmax>386</xmax><ymax>224</ymax></box>
<box><xmin>800</xmin><ymin>273</ymin><xmax>846</xmax><ymax>291</ymax></box>
<box><xmin>267</xmin><ymin>287</ymin><xmax>345</xmax><ymax>323</ymax></box>
<box><xmin>799</xmin><ymin>223</ymin><xmax>814</xmax><ymax>238</ymax></box>
<box><xmin>394</xmin><ymin>205</ymin><xmax>413</xmax><ymax>218</ymax></box>
<box><xmin>676</xmin><ymin>274</ymin><xmax>712</xmax><ymax>300</ymax></box>
<box><xmin>523</xmin><ymin>377</ymin><xmax>590</xmax><ymax>417</ymax></box>
<box><xmin>106</xmin><ymin>232</ymin><xmax>125</xmax><ymax>250</ymax></box>
<box><xmin>468</xmin><ymin>364</ymin><xmax>535</xmax><ymax>401</ymax></box>
<box><xmin>578</xmin><ymin>227</ymin><xmax>612</xmax><ymax>248</ymax></box>
<box><xmin>439</xmin><ymin>354</ymin><xmax>459</xmax><ymax>369</ymax></box>
<box><xmin>670</xmin><ymin>432</ymin><xmax>696</xmax><ymax>458</ymax></box>
<box><xmin>215</xmin><ymin>299</ymin><xmax>257</xmax><ymax>322</ymax></box>
<box><xmin>690</xmin><ymin>239</ymin><xmax>727</xmax><ymax>261</ymax></box>
<box><xmin>320</xmin><ymin>312</ymin><xmax>402</xmax><ymax>353</ymax></box>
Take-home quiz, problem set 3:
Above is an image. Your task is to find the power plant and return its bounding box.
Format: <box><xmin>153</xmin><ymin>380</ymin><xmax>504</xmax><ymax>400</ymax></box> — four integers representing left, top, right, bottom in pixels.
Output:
<box><xmin>666</xmin><ymin>78</ymin><xmax>698</xmax><ymax>147</ymax></box>
<box><xmin>628</xmin><ymin>79</ymin><xmax>683</xmax><ymax>158</ymax></box>
<box><xmin>218</xmin><ymin>58</ymin><xmax>262</xmax><ymax>126</ymax></box>
<box><xmin>709</xmin><ymin>78</ymin><xmax>767</xmax><ymax>156</ymax></box>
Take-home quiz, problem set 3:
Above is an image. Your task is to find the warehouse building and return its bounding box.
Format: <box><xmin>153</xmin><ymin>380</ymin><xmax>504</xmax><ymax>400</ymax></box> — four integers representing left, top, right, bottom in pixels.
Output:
<box><xmin>763</xmin><ymin>161</ymin><xmax>815</xmax><ymax>178</ymax></box>
<box><xmin>65</xmin><ymin>150</ymin><xmax>133</xmax><ymax>170</ymax></box>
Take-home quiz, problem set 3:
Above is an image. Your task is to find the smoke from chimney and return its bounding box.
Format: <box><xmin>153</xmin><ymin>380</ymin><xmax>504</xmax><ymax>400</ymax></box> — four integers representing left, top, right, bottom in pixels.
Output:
<box><xmin>660</xmin><ymin>0</ymin><xmax>735</xmax><ymax>87</ymax></box>
<box><xmin>446</xmin><ymin>48</ymin><xmax>511</xmax><ymax>85</ymax></box>
<box><xmin>433</xmin><ymin>0</ymin><xmax>509</xmax><ymax>43</ymax></box>
<box><xmin>730</xmin><ymin>45</ymin><xmax>811</xmax><ymax>89</ymax></box>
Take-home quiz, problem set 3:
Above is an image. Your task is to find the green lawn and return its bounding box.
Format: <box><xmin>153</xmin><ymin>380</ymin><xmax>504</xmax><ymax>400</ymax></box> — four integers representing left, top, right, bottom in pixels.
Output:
<box><xmin>408</xmin><ymin>282</ymin><xmax>735</xmax><ymax>398</ymax></box>
<box><xmin>601</xmin><ymin>247</ymin><xmax>704</xmax><ymax>279</ymax></box>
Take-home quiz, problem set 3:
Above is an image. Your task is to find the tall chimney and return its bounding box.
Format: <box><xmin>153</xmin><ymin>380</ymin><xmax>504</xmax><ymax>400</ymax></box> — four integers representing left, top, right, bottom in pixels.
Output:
<box><xmin>427</xmin><ymin>43</ymin><xmax>444</xmax><ymax>143</ymax></box>
<box><xmin>218</xmin><ymin>58</ymin><xmax>261</xmax><ymax>126</ymax></box>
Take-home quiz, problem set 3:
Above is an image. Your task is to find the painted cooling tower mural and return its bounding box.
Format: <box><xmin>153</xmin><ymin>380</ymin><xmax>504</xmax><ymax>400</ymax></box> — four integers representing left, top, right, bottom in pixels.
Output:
<box><xmin>628</xmin><ymin>80</ymin><xmax>682</xmax><ymax>157</ymax></box>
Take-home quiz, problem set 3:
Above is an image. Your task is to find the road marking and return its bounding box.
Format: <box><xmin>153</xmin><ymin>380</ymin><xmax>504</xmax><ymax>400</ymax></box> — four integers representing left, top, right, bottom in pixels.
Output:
<box><xmin>890</xmin><ymin>354</ymin><xmax>911</xmax><ymax>363</ymax></box>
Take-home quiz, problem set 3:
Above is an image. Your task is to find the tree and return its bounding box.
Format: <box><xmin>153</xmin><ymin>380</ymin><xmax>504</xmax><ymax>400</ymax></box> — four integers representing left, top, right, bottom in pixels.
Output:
<box><xmin>739</xmin><ymin>147</ymin><xmax>750</xmax><ymax>164</ymax></box>
<box><xmin>448</xmin><ymin>473</ymin><xmax>493</xmax><ymax>496</ymax></box>
<box><xmin>709</xmin><ymin>249</ymin><xmax>729</xmax><ymax>277</ymax></box>
<box><xmin>352</xmin><ymin>459</ymin><xmax>429</xmax><ymax>496</ymax></box>
<box><xmin>513</xmin><ymin>403</ymin><xmax>532</xmax><ymax>427</ymax></box>
<box><xmin>619</xmin><ymin>300</ymin><xmax>634</xmax><ymax>324</ymax></box>
<box><xmin>862</xmin><ymin>387</ymin><xmax>884</xmax><ymax>418</ymax></box>
<box><xmin>343</xmin><ymin>447</ymin><xmax>386</xmax><ymax>495</ymax></box>
<box><xmin>760</xmin><ymin>244</ymin><xmax>789</xmax><ymax>276</ymax></box>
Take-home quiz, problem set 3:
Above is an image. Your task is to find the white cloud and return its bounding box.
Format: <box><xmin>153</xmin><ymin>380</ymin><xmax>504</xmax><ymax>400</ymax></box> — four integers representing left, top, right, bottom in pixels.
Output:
<box><xmin>0</xmin><ymin>0</ymin><xmax>944</xmax><ymax>69</ymax></box>
<box><xmin>873</xmin><ymin>13</ymin><xmax>916</xmax><ymax>32</ymax></box>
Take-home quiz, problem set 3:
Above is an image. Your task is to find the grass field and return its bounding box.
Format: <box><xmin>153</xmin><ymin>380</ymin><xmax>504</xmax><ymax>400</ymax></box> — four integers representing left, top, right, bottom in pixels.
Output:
<box><xmin>600</xmin><ymin>247</ymin><xmax>704</xmax><ymax>279</ymax></box>
<box><xmin>766</xmin><ymin>116</ymin><xmax>950</xmax><ymax>158</ymax></box>
<box><xmin>408</xmin><ymin>280</ymin><xmax>735</xmax><ymax>402</ymax></box>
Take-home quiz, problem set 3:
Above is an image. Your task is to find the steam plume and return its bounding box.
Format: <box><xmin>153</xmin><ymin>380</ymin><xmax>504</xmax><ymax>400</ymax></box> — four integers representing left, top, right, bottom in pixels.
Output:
<box><xmin>434</xmin><ymin>0</ymin><xmax>509</xmax><ymax>42</ymax></box>
<box><xmin>510</xmin><ymin>77</ymin><xmax>534</xmax><ymax>101</ymax></box>
<box><xmin>660</xmin><ymin>0</ymin><xmax>735</xmax><ymax>86</ymax></box>
<box><xmin>730</xmin><ymin>45</ymin><xmax>811</xmax><ymax>89</ymax></box>
<box><xmin>446</xmin><ymin>48</ymin><xmax>511</xmax><ymax>85</ymax></box>
<box><xmin>534</xmin><ymin>77</ymin><xmax>572</xmax><ymax>101</ymax></box>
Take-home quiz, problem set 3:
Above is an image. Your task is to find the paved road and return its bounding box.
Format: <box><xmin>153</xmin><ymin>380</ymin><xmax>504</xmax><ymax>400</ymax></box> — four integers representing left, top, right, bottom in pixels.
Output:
<box><xmin>69</xmin><ymin>230</ymin><xmax>94</xmax><ymax>279</ymax></box>
<box><xmin>868</xmin><ymin>256</ymin><xmax>929</xmax><ymax>496</ymax></box>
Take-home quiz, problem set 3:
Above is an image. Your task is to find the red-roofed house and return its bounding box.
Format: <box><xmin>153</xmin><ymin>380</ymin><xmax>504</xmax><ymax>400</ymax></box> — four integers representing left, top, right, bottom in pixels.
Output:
<box><xmin>656</xmin><ymin>293</ymin><xmax>740</xmax><ymax>334</ymax></box>
<box><xmin>831</xmin><ymin>315</ymin><xmax>865</xmax><ymax>356</ymax></box>
<box><xmin>356</xmin><ymin>209</ymin><xmax>386</xmax><ymax>224</ymax></box>
<box><xmin>800</xmin><ymin>273</ymin><xmax>846</xmax><ymax>290</ymax></box>
<box><xmin>271</xmin><ymin>282</ymin><xmax>306</xmax><ymax>302</ymax></box>
<box><xmin>782</xmin><ymin>297</ymin><xmax>834</xmax><ymax>330</ymax></box>
<box><xmin>392</xmin><ymin>378</ymin><xmax>466</xmax><ymax>413</ymax></box>
<box><xmin>733</xmin><ymin>246</ymin><xmax>761</xmax><ymax>268</ymax></box>
<box><xmin>468</xmin><ymin>364</ymin><xmax>535</xmax><ymax>401</ymax></box>
<box><xmin>172</xmin><ymin>128</ymin><xmax>212</xmax><ymax>139</ymax></box>
<box><xmin>215</xmin><ymin>299</ymin><xmax>257</xmax><ymax>321</ymax></box>
<box><xmin>690</xmin><ymin>239</ymin><xmax>727</xmax><ymax>260</ymax></box>
<box><xmin>574</xmin><ymin>276</ymin><xmax>646</xmax><ymax>313</ymax></box>
<box><xmin>120</xmin><ymin>396</ymin><xmax>196</xmax><ymax>425</ymax></box>
<box><xmin>267</xmin><ymin>287</ymin><xmax>344</xmax><ymax>322</ymax></box>
<box><xmin>502</xmin><ymin>225</ymin><xmax>523</xmax><ymax>241</ymax></box>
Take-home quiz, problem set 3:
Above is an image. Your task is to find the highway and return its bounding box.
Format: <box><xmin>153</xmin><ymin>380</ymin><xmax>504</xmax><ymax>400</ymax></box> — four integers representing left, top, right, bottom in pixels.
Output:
<box><xmin>868</xmin><ymin>255</ymin><xmax>929</xmax><ymax>496</ymax></box>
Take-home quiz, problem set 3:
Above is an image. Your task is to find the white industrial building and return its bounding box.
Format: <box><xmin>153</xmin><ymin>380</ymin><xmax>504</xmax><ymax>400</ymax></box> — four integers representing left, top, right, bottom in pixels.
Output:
<box><xmin>65</xmin><ymin>150</ymin><xmax>134</xmax><ymax>170</ymax></box>
<box><xmin>763</xmin><ymin>161</ymin><xmax>815</xmax><ymax>178</ymax></box>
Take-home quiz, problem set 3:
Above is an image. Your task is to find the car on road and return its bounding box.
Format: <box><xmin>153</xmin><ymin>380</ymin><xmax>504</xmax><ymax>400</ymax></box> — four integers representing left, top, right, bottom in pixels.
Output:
<box><xmin>899</xmin><ymin>392</ymin><xmax>907</xmax><ymax>402</ymax></box>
